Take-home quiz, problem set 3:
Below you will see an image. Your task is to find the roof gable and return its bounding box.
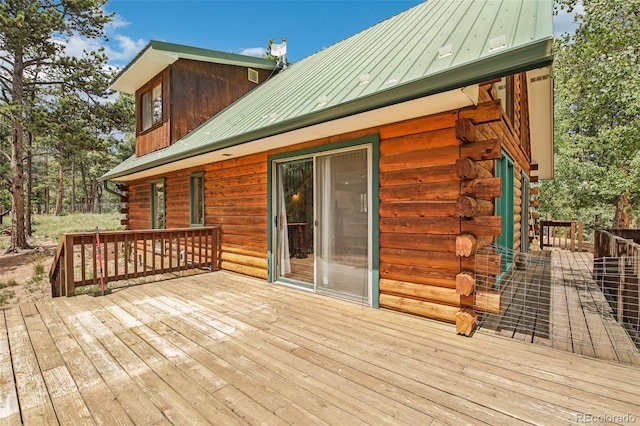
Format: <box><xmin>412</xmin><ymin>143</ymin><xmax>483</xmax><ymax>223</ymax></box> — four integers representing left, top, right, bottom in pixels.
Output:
<box><xmin>110</xmin><ymin>40</ymin><xmax>277</xmax><ymax>94</ymax></box>
<box><xmin>103</xmin><ymin>0</ymin><xmax>553</xmax><ymax>181</ymax></box>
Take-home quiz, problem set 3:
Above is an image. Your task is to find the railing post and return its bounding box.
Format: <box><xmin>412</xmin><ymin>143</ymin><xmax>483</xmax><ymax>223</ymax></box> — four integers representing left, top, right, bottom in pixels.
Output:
<box><xmin>570</xmin><ymin>222</ymin><xmax>576</xmax><ymax>251</ymax></box>
<box><xmin>211</xmin><ymin>227</ymin><xmax>218</xmax><ymax>271</ymax></box>
<box><xmin>578</xmin><ymin>221</ymin><xmax>583</xmax><ymax>251</ymax></box>
<box><xmin>618</xmin><ymin>255</ymin><xmax>625</xmax><ymax>323</ymax></box>
<box><xmin>65</xmin><ymin>234</ymin><xmax>75</xmax><ymax>297</ymax></box>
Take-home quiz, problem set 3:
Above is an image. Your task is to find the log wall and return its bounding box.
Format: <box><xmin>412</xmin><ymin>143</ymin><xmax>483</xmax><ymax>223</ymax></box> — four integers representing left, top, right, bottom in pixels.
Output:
<box><xmin>123</xmin><ymin>74</ymin><xmax>533</xmax><ymax>334</ymax></box>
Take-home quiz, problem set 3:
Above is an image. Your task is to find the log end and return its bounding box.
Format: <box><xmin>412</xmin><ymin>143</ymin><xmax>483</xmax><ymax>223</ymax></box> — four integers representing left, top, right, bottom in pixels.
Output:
<box><xmin>455</xmin><ymin>272</ymin><xmax>475</xmax><ymax>296</ymax></box>
<box><xmin>456</xmin><ymin>308</ymin><xmax>477</xmax><ymax>336</ymax></box>
<box><xmin>456</xmin><ymin>234</ymin><xmax>477</xmax><ymax>257</ymax></box>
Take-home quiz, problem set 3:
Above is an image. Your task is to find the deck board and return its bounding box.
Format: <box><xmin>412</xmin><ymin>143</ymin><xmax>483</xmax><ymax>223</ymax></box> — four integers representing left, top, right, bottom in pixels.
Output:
<box><xmin>479</xmin><ymin>250</ymin><xmax>640</xmax><ymax>366</ymax></box>
<box><xmin>2</xmin><ymin>270</ymin><xmax>640</xmax><ymax>425</ymax></box>
<box><xmin>0</xmin><ymin>311</ymin><xmax>20</xmax><ymax>426</ymax></box>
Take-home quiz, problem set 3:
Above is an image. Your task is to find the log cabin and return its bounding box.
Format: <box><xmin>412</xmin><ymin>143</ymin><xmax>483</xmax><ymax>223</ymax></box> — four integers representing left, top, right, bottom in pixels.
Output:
<box><xmin>102</xmin><ymin>0</ymin><xmax>554</xmax><ymax>335</ymax></box>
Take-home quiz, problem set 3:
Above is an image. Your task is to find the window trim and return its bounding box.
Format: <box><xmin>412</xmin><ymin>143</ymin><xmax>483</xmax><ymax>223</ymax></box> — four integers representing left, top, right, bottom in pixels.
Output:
<box><xmin>151</xmin><ymin>178</ymin><xmax>166</xmax><ymax>230</ymax></box>
<box><xmin>190</xmin><ymin>172</ymin><xmax>205</xmax><ymax>227</ymax></box>
<box><xmin>137</xmin><ymin>74</ymin><xmax>164</xmax><ymax>135</ymax></box>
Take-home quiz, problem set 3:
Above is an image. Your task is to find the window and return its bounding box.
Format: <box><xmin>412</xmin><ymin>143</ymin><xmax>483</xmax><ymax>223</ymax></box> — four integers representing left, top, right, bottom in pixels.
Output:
<box><xmin>190</xmin><ymin>173</ymin><xmax>204</xmax><ymax>226</ymax></box>
<box><xmin>141</xmin><ymin>82</ymin><xmax>162</xmax><ymax>132</ymax></box>
<box><xmin>151</xmin><ymin>179</ymin><xmax>165</xmax><ymax>229</ymax></box>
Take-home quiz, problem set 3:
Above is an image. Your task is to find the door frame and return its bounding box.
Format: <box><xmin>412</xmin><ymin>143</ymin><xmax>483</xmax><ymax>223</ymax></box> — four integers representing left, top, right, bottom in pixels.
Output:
<box><xmin>266</xmin><ymin>135</ymin><xmax>380</xmax><ymax>307</ymax></box>
<box><xmin>496</xmin><ymin>151</ymin><xmax>515</xmax><ymax>284</ymax></box>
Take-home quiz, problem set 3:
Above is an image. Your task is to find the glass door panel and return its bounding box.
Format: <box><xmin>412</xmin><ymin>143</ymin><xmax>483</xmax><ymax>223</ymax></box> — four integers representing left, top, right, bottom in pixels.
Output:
<box><xmin>316</xmin><ymin>149</ymin><xmax>369</xmax><ymax>302</ymax></box>
<box><xmin>275</xmin><ymin>159</ymin><xmax>314</xmax><ymax>285</ymax></box>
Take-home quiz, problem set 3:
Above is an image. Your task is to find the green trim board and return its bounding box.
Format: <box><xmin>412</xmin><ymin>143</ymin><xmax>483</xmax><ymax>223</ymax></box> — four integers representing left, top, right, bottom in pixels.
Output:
<box><xmin>189</xmin><ymin>172</ymin><xmax>205</xmax><ymax>227</ymax></box>
<box><xmin>521</xmin><ymin>173</ymin><xmax>530</xmax><ymax>253</ymax></box>
<box><xmin>150</xmin><ymin>178</ymin><xmax>165</xmax><ymax>229</ymax></box>
<box><xmin>495</xmin><ymin>151</ymin><xmax>515</xmax><ymax>285</ymax></box>
<box><xmin>267</xmin><ymin>134</ymin><xmax>380</xmax><ymax>308</ymax></box>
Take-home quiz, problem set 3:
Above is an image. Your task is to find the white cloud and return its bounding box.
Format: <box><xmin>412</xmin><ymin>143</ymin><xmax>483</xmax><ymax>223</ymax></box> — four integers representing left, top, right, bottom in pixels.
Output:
<box><xmin>58</xmin><ymin>32</ymin><xmax>145</xmax><ymax>65</ymax></box>
<box><xmin>108</xmin><ymin>35</ymin><xmax>146</xmax><ymax>61</ymax></box>
<box><xmin>240</xmin><ymin>47</ymin><xmax>267</xmax><ymax>57</ymax></box>
<box><xmin>62</xmin><ymin>35</ymin><xmax>103</xmax><ymax>58</ymax></box>
<box><xmin>106</xmin><ymin>14</ymin><xmax>130</xmax><ymax>31</ymax></box>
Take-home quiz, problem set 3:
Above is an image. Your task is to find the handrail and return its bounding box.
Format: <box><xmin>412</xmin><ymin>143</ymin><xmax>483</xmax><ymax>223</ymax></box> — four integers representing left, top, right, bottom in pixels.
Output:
<box><xmin>593</xmin><ymin>229</ymin><xmax>640</xmax><ymax>344</ymax></box>
<box><xmin>49</xmin><ymin>227</ymin><xmax>221</xmax><ymax>297</ymax></box>
<box><xmin>540</xmin><ymin>220</ymin><xmax>583</xmax><ymax>251</ymax></box>
<box><xmin>49</xmin><ymin>235</ymin><xmax>66</xmax><ymax>281</ymax></box>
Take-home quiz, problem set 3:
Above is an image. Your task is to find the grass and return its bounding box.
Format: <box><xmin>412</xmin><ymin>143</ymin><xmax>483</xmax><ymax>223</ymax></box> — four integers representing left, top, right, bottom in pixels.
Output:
<box><xmin>31</xmin><ymin>212</ymin><xmax>124</xmax><ymax>241</ymax></box>
<box><xmin>0</xmin><ymin>290</ymin><xmax>15</xmax><ymax>306</ymax></box>
<box><xmin>0</xmin><ymin>212</ymin><xmax>123</xmax><ymax>249</ymax></box>
<box><xmin>0</xmin><ymin>279</ymin><xmax>18</xmax><ymax>289</ymax></box>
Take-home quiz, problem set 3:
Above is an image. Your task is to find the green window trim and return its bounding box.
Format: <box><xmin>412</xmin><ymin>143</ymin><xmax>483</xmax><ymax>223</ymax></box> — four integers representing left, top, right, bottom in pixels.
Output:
<box><xmin>521</xmin><ymin>173</ymin><xmax>530</xmax><ymax>253</ymax></box>
<box><xmin>151</xmin><ymin>178</ymin><xmax>166</xmax><ymax>230</ymax></box>
<box><xmin>495</xmin><ymin>152</ymin><xmax>514</xmax><ymax>285</ymax></box>
<box><xmin>190</xmin><ymin>172</ymin><xmax>205</xmax><ymax>227</ymax></box>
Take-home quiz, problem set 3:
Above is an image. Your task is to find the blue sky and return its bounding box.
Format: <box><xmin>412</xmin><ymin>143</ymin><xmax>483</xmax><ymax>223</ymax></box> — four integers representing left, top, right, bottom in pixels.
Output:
<box><xmin>85</xmin><ymin>1</ymin><xmax>579</xmax><ymax>71</ymax></box>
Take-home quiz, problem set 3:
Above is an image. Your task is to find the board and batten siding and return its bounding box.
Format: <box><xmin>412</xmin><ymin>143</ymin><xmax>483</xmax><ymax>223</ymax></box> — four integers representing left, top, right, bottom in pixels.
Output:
<box><xmin>123</xmin><ymin>81</ymin><xmax>531</xmax><ymax>332</ymax></box>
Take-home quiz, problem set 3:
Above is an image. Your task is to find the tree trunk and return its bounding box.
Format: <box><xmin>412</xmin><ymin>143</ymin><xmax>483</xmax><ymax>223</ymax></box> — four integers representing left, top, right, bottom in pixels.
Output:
<box><xmin>613</xmin><ymin>192</ymin><xmax>631</xmax><ymax>228</ymax></box>
<box><xmin>44</xmin><ymin>186</ymin><xmax>49</xmax><ymax>214</ymax></box>
<box><xmin>81</xmin><ymin>162</ymin><xmax>91</xmax><ymax>213</ymax></box>
<box><xmin>71</xmin><ymin>161</ymin><xmax>76</xmax><ymax>213</ymax></box>
<box><xmin>54</xmin><ymin>160</ymin><xmax>64</xmax><ymax>216</ymax></box>
<box><xmin>91</xmin><ymin>177</ymin><xmax>98</xmax><ymax>213</ymax></box>
<box><xmin>9</xmin><ymin>51</ymin><xmax>28</xmax><ymax>251</ymax></box>
<box><xmin>44</xmin><ymin>154</ymin><xmax>49</xmax><ymax>214</ymax></box>
<box><xmin>26</xmin><ymin>130</ymin><xmax>33</xmax><ymax>236</ymax></box>
<box><xmin>96</xmin><ymin>179</ymin><xmax>102</xmax><ymax>213</ymax></box>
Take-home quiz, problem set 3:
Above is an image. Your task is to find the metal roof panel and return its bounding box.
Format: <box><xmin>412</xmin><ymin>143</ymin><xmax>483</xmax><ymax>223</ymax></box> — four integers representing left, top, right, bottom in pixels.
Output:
<box><xmin>103</xmin><ymin>0</ymin><xmax>553</xmax><ymax>181</ymax></box>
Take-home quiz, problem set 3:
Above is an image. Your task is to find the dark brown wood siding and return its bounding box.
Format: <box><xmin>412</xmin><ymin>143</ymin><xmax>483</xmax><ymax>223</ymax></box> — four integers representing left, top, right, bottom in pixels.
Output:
<box><xmin>169</xmin><ymin>59</ymin><xmax>273</xmax><ymax>144</ymax></box>
<box><xmin>135</xmin><ymin>69</ymin><xmax>171</xmax><ymax>157</ymax></box>
<box><xmin>134</xmin><ymin>60</ymin><xmax>273</xmax><ymax>156</ymax></box>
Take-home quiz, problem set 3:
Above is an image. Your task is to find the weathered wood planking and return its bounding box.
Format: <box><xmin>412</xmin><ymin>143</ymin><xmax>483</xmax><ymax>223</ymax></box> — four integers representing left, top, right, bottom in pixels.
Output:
<box><xmin>0</xmin><ymin>312</ymin><xmax>20</xmax><ymax>426</ymax></box>
<box><xmin>3</xmin><ymin>308</ymin><xmax>58</xmax><ymax>424</ymax></box>
<box><xmin>3</xmin><ymin>272</ymin><xmax>640</xmax><ymax>424</ymax></box>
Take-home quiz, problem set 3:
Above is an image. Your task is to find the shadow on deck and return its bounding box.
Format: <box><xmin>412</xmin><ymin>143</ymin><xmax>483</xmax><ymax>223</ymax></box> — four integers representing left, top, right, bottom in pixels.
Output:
<box><xmin>477</xmin><ymin>249</ymin><xmax>640</xmax><ymax>365</ymax></box>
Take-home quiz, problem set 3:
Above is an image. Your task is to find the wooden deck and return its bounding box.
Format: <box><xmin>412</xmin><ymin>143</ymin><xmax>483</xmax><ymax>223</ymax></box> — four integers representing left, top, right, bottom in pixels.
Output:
<box><xmin>2</xmin><ymin>270</ymin><xmax>640</xmax><ymax>425</ymax></box>
<box><xmin>477</xmin><ymin>250</ymin><xmax>640</xmax><ymax>365</ymax></box>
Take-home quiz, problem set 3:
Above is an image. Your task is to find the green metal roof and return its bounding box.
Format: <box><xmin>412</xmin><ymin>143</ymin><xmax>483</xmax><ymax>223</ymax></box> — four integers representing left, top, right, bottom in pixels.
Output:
<box><xmin>103</xmin><ymin>0</ymin><xmax>553</xmax><ymax>181</ymax></box>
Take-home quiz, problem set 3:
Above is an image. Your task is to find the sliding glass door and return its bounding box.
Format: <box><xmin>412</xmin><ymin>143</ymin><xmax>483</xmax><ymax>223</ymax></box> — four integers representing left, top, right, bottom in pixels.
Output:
<box><xmin>273</xmin><ymin>146</ymin><xmax>371</xmax><ymax>303</ymax></box>
<box><xmin>316</xmin><ymin>149</ymin><xmax>369</xmax><ymax>301</ymax></box>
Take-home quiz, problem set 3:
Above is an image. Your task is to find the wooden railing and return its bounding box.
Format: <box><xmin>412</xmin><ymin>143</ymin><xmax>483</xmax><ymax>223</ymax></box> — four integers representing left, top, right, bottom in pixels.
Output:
<box><xmin>593</xmin><ymin>229</ymin><xmax>640</xmax><ymax>344</ymax></box>
<box><xmin>50</xmin><ymin>227</ymin><xmax>220</xmax><ymax>297</ymax></box>
<box><xmin>540</xmin><ymin>220</ymin><xmax>583</xmax><ymax>251</ymax></box>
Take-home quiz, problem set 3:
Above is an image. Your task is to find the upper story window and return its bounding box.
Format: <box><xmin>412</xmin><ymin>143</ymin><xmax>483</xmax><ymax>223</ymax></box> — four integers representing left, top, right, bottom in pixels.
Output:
<box><xmin>141</xmin><ymin>82</ymin><xmax>163</xmax><ymax>132</ymax></box>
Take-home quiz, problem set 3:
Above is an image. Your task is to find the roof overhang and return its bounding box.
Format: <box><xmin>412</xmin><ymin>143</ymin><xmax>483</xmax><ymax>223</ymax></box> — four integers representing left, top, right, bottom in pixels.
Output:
<box><xmin>108</xmin><ymin>86</ymin><xmax>479</xmax><ymax>182</ymax></box>
<box><xmin>528</xmin><ymin>66</ymin><xmax>554</xmax><ymax>180</ymax></box>
<box><xmin>110</xmin><ymin>40</ymin><xmax>277</xmax><ymax>94</ymax></box>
